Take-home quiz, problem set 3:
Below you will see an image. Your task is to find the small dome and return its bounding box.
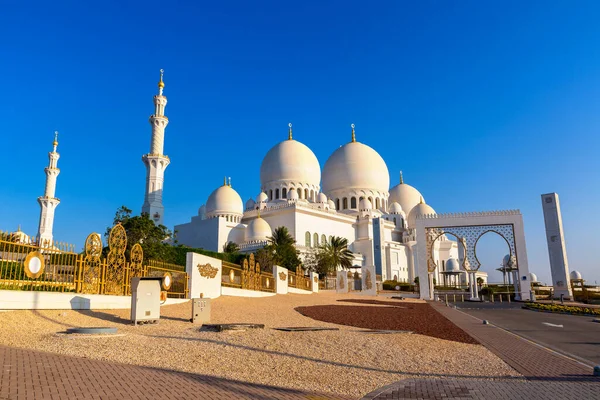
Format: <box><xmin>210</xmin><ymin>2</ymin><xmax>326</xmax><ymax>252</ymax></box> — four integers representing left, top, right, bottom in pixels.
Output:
<box><xmin>359</xmin><ymin>198</ymin><xmax>372</xmax><ymax>210</ymax></box>
<box><xmin>389</xmin><ymin>202</ymin><xmax>403</xmax><ymax>214</ymax></box>
<box><xmin>529</xmin><ymin>272</ymin><xmax>538</xmax><ymax>282</ymax></box>
<box><xmin>198</xmin><ymin>204</ymin><xmax>206</xmax><ymax>217</ymax></box>
<box><xmin>288</xmin><ymin>189</ymin><xmax>299</xmax><ymax>200</ymax></box>
<box><xmin>318</xmin><ymin>192</ymin><xmax>328</xmax><ymax>203</ymax></box>
<box><xmin>570</xmin><ymin>270</ymin><xmax>582</xmax><ymax>280</ymax></box>
<box><xmin>206</xmin><ymin>184</ymin><xmax>243</xmax><ymax>217</ymax></box>
<box><xmin>502</xmin><ymin>254</ymin><xmax>512</xmax><ymax>268</ymax></box>
<box><xmin>322</xmin><ymin>140</ymin><xmax>390</xmax><ymax>195</ymax></box>
<box><xmin>246</xmin><ymin>217</ymin><xmax>272</xmax><ymax>242</ymax></box>
<box><xmin>407</xmin><ymin>199</ymin><xmax>436</xmax><ymax>228</ymax></box>
<box><xmin>388</xmin><ymin>181</ymin><xmax>424</xmax><ymax>216</ymax></box>
<box><xmin>245</xmin><ymin>198</ymin><xmax>256</xmax><ymax>210</ymax></box>
<box><xmin>256</xmin><ymin>192</ymin><xmax>268</xmax><ymax>203</ymax></box>
<box><xmin>328</xmin><ymin>199</ymin><xmax>336</xmax><ymax>209</ymax></box>
<box><xmin>446</xmin><ymin>258</ymin><xmax>460</xmax><ymax>272</ymax></box>
<box><xmin>260</xmin><ymin>139</ymin><xmax>321</xmax><ymax>188</ymax></box>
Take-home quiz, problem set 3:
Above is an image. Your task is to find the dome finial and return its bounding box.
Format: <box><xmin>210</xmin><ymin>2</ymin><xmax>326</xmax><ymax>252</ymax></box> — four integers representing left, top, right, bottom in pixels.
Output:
<box><xmin>257</xmin><ymin>208</ymin><xmax>261</xmax><ymax>218</ymax></box>
<box><xmin>158</xmin><ymin>69</ymin><xmax>165</xmax><ymax>94</ymax></box>
<box><xmin>52</xmin><ymin>131</ymin><xmax>59</xmax><ymax>151</ymax></box>
<box><xmin>400</xmin><ymin>170</ymin><xmax>403</xmax><ymax>184</ymax></box>
<box><xmin>351</xmin><ymin>123</ymin><xmax>356</xmax><ymax>142</ymax></box>
<box><xmin>288</xmin><ymin>123</ymin><xmax>293</xmax><ymax>140</ymax></box>
<box><xmin>228</xmin><ymin>177</ymin><xmax>231</xmax><ymax>187</ymax></box>
<box><xmin>223</xmin><ymin>176</ymin><xmax>227</xmax><ymax>186</ymax></box>
<box><xmin>419</xmin><ymin>196</ymin><xmax>424</xmax><ymax>204</ymax></box>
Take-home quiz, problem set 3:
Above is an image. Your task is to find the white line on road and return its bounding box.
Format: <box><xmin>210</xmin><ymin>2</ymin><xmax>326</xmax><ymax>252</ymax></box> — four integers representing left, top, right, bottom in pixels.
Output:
<box><xmin>542</xmin><ymin>322</ymin><xmax>564</xmax><ymax>328</ymax></box>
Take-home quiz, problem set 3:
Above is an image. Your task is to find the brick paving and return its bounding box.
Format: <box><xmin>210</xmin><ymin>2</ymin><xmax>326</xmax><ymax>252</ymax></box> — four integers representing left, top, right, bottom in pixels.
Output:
<box><xmin>361</xmin><ymin>302</ymin><xmax>600</xmax><ymax>399</ymax></box>
<box><xmin>0</xmin><ymin>345</ymin><xmax>348</xmax><ymax>400</ymax></box>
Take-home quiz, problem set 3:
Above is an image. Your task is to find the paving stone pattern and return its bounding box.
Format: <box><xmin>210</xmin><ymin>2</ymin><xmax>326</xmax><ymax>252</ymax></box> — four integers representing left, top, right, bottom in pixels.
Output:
<box><xmin>0</xmin><ymin>345</ymin><xmax>348</xmax><ymax>400</ymax></box>
<box><xmin>362</xmin><ymin>302</ymin><xmax>600</xmax><ymax>399</ymax></box>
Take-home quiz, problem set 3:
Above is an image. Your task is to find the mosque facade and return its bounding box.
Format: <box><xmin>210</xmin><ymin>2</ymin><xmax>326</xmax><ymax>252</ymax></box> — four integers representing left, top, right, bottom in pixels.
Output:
<box><xmin>144</xmin><ymin>72</ymin><xmax>485</xmax><ymax>284</ymax></box>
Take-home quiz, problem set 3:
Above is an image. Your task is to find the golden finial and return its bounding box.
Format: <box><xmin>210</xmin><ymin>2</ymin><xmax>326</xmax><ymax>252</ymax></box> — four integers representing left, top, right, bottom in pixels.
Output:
<box><xmin>17</xmin><ymin>224</ymin><xmax>21</xmax><ymax>232</ymax></box>
<box><xmin>228</xmin><ymin>177</ymin><xmax>231</xmax><ymax>187</ymax></box>
<box><xmin>351</xmin><ymin>123</ymin><xmax>356</xmax><ymax>142</ymax></box>
<box><xmin>420</xmin><ymin>196</ymin><xmax>424</xmax><ymax>204</ymax></box>
<box><xmin>158</xmin><ymin>69</ymin><xmax>165</xmax><ymax>89</ymax></box>
<box><xmin>223</xmin><ymin>176</ymin><xmax>227</xmax><ymax>186</ymax></box>
<box><xmin>53</xmin><ymin>131</ymin><xmax>59</xmax><ymax>146</ymax></box>
<box><xmin>288</xmin><ymin>123</ymin><xmax>293</xmax><ymax>140</ymax></box>
<box><xmin>400</xmin><ymin>171</ymin><xmax>404</xmax><ymax>184</ymax></box>
<box><xmin>257</xmin><ymin>208</ymin><xmax>261</xmax><ymax>218</ymax></box>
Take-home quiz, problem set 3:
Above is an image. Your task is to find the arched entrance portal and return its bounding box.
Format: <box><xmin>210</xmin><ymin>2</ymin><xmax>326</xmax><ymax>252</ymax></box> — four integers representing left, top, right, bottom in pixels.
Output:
<box><xmin>416</xmin><ymin>211</ymin><xmax>531</xmax><ymax>301</ymax></box>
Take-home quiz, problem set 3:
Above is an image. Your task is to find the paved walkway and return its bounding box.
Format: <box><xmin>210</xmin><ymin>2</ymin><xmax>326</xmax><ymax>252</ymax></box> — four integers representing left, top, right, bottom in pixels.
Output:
<box><xmin>0</xmin><ymin>345</ymin><xmax>347</xmax><ymax>400</ymax></box>
<box><xmin>362</xmin><ymin>302</ymin><xmax>600</xmax><ymax>399</ymax></box>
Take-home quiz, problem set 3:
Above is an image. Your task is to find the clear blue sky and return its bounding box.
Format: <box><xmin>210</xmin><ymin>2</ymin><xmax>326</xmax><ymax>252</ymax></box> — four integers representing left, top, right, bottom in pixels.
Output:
<box><xmin>2</xmin><ymin>1</ymin><xmax>599</xmax><ymax>285</ymax></box>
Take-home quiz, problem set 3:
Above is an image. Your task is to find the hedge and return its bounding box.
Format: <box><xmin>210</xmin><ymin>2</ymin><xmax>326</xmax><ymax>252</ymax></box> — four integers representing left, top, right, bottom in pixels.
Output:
<box><xmin>523</xmin><ymin>302</ymin><xmax>600</xmax><ymax>316</ymax></box>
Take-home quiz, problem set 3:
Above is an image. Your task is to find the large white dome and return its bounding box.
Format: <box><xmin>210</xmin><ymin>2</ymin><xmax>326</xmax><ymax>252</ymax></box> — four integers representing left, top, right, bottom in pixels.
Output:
<box><xmin>205</xmin><ymin>184</ymin><xmax>243</xmax><ymax>218</ymax></box>
<box><xmin>260</xmin><ymin>139</ymin><xmax>321</xmax><ymax>187</ymax></box>
<box><xmin>388</xmin><ymin>181</ymin><xmax>424</xmax><ymax>216</ymax></box>
<box><xmin>246</xmin><ymin>217</ymin><xmax>272</xmax><ymax>242</ymax></box>
<box><xmin>570</xmin><ymin>270</ymin><xmax>582</xmax><ymax>280</ymax></box>
<box><xmin>407</xmin><ymin>200</ymin><xmax>436</xmax><ymax>228</ymax></box>
<box><xmin>446</xmin><ymin>258</ymin><xmax>460</xmax><ymax>272</ymax></box>
<box><xmin>322</xmin><ymin>141</ymin><xmax>390</xmax><ymax>194</ymax></box>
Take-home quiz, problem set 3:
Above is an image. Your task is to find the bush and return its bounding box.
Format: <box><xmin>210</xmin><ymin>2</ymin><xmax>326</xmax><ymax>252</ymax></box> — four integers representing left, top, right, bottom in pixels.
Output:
<box><xmin>381</xmin><ymin>280</ymin><xmax>414</xmax><ymax>291</ymax></box>
<box><xmin>480</xmin><ymin>286</ymin><xmax>495</xmax><ymax>296</ymax></box>
<box><xmin>523</xmin><ymin>302</ymin><xmax>600</xmax><ymax>316</ymax></box>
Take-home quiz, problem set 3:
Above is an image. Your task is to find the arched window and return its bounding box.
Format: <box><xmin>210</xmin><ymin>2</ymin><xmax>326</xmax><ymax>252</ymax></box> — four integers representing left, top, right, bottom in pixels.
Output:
<box><xmin>393</xmin><ymin>217</ymin><xmax>397</xmax><ymax>225</ymax></box>
<box><xmin>313</xmin><ymin>233</ymin><xmax>319</xmax><ymax>246</ymax></box>
<box><xmin>275</xmin><ymin>189</ymin><xmax>280</xmax><ymax>199</ymax></box>
<box><xmin>310</xmin><ymin>190</ymin><xmax>314</xmax><ymax>201</ymax></box>
<box><xmin>376</xmin><ymin>198</ymin><xmax>380</xmax><ymax>209</ymax></box>
<box><xmin>360</xmin><ymin>196</ymin><xmax>364</xmax><ymax>202</ymax></box>
<box><xmin>336</xmin><ymin>199</ymin><xmax>340</xmax><ymax>210</ymax></box>
<box><xmin>305</xmin><ymin>232</ymin><xmax>311</xmax><ymax>247</ymax></box>
<box><xmin>282</xmin><ymin>188</ymin><xmax>287</xmax><ymax>198</ymax></box>
<box><xmin>368</xmin><ymin>197</ymin><xmax>373</xmax><ymax>206</ymax></box>
<box><xmin>328</xmin><ymin>235</ymin><xmax>333</xmax><ymax>244</ymax></box>
<box><xmin>343</xmin><ymin>198</ymin><xmax>348</xmax><ymax>209</ymax></box>
<box><xmin>305</xmin><ymin>189</ymin><xmax>309</xmax><ymax>199</ymax></box>
<box><xmin>321</xmin><ymin>234</ymin><xmax>326</xmax><ymax>244</ymax></box>
<box><xmin>269</xmin><ymin>190</ymin><xmax>273</xmax><ymax>201</ymax></box>
<box><xmin>297</xmin><ymin>188</ymin><xmax>302</xmax><ymax>198</ymax></box>
<box><xmin>351</xmin><ymin>197</ymin><xmax>357</xmax><ymax>209</ymax></box>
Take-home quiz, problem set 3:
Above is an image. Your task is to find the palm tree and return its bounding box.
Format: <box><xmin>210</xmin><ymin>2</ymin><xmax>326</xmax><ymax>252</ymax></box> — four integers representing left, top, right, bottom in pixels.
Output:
<box><xmin>266</xmin><ymin>226</ymin><xmax>300</xmax><ymax>270</ymax></box>
<box><xmin>319</xmin><ymin>236</ymin><xmax>353</xmax><ymax>275</ymax></box>
<box><xmin>223</xmin><ymin>241</ymin><xmax>239</xmax><ymax>254</ymax></box>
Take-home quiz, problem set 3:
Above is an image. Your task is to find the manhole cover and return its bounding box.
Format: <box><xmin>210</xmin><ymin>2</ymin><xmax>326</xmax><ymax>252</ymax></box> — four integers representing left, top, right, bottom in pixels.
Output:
<box><xmin>361</xmin><ymin>330</ymin><xmax>413</xmax><ymax>334</ymax></box>
<box><xmin>202</xmin><ymin>323</ymin><xmax>264</xmax><ymax>332</ymax></box>
<box><xmin>273</xmin><ymin>327</ymin><xmax>340</xmax><ymax>332</ymax></box>
<box><xmin>66</xmin><ymin>327</ymin><xmax>118</xmax><ymax>335</ymax></box>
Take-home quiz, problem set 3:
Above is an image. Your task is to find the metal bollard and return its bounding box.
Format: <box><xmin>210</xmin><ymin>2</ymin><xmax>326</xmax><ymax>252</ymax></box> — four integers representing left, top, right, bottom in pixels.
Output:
<box><xmin>445</xmin><ymin>294</ymin><xmax>449</xmax><ymax>306</ymax></box>
<box><xmin>453</xmin><ymin>294</ymin><xmax>456</xmax><ymax>302</ymax></box>
<box><xmin>508</xmin><ymin>294</ymin><xmax>511</xmax><ymax>304</ymax></box>
<box><xmin>499</xmin><ymin>294</ymin><xmax>503</xmax><ymax>303</ymax></box>
<box><xmin>461</xmin><ymin>294</ymin><xmax>464</xmax><ymax>302</ymax></box>
<box><xmin>491</xmin><ymin>294</ymin><xmax>494</xmax><ymax>303</ymax></box>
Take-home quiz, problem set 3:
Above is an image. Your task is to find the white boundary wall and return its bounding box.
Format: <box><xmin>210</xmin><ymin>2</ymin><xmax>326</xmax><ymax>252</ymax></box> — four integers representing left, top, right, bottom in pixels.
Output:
<box><xmin>416</xmin><ymin>211</ymin><xmax>531</xmax><ymax>301</ymax></box>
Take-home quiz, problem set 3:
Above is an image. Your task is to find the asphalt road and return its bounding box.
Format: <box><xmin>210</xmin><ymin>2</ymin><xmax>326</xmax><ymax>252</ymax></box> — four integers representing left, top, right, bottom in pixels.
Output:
<box><xmin>454</xmin><ymin>302</ymin><xmax>600</xmax><ymax>366</ymax></box>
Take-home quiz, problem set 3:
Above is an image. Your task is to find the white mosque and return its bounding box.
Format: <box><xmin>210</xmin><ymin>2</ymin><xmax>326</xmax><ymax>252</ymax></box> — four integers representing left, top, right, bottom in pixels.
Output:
<box><xmin>135</xmin><ymin>68</ymin><xmax>480</xmax><ymax>284</ymax></box>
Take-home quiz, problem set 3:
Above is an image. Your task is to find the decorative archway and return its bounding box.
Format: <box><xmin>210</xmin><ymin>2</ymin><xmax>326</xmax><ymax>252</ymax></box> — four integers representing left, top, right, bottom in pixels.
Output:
<box><xmin>416</xmin><ymin>210</ymin><xmax>530</xmax><ymax>301</ymax></box>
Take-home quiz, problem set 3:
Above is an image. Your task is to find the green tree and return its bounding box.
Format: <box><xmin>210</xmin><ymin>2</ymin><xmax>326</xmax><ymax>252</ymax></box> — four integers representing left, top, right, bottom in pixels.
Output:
<box><xmin>222</xmin><ymin>241</ymin><xmax>239</xmax><ymax>254</ymax></box>
<box><xmin>317</xmin><ymin>236</ymin><xmax>353</xmax><ymax>275</ymax></box>
<box><xmin>105</xmin><ymin>206</ymin><xmax>173</xmax><ymax>260</ymax></box>
<box><xmin>255</xmin><ymin>247</ymin><xmax>274</xmax><ymax>271</ymax></box>
<box><xmin>266</xmin><ymin>226</ymin><xmax>301</xmax><ymax>270</ymax></box>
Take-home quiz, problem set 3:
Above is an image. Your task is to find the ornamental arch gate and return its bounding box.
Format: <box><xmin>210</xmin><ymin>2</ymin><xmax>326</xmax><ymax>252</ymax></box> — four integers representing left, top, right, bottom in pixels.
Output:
<box><xmin>415</xmin><ymin>210</ymin><xmax>531</xmax><ymax>301</ymax></box>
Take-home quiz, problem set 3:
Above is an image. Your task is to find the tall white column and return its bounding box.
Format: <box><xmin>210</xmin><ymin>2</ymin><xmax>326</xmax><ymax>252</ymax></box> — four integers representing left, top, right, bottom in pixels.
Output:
<box><xmin>142</xmin><ymin>69</ymin><xmax>170</xmax><ymax>226</ymax></box>
<box><xmin>37</xmin><ymin>132</ymin><xmax>61</xmax><ymax>247</ymax></box>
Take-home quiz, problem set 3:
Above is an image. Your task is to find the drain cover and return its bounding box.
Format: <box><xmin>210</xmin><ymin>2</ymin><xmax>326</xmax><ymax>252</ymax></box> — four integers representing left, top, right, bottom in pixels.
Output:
<box><xmin>202</xmin><ymin>323</ymin><xmax>264</xmax><ymax>332</ymax></box>
<box><xmin>362</xmin><ymin>330</ymin><xmax>413</xmax><ymax>334</ymax></box>
<box><xmin>66</xmin><ymin>327</ymin><xmax>118</xmax><ymax>335</ymax></box>
<box><xmin>273</xmin><ymin>327</ymin><xmax>340</xmax><ymax>332</ymax></box>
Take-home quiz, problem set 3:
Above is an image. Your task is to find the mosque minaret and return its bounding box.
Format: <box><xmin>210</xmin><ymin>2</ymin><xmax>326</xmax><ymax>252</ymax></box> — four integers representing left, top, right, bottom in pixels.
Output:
<box><xmin>37</xmin><ymin>131</ymin><xmax>61</xmax><ymax>246</ymax></box>
<box><xmin>142</xmin><ymin>69</ymin><xmax>170</xmax><ymax>225</ymax></box>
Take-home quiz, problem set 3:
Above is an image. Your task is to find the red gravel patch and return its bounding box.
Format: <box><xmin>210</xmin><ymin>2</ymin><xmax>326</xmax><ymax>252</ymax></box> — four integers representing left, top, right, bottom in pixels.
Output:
<box><xmin>295</xmin><ymin>301</ymin><xmax>479</xmax><ymax>344</ymax></box>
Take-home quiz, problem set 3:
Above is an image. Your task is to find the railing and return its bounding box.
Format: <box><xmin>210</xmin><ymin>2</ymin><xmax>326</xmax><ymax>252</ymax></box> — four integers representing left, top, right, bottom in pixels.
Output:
<box><xmin>146</xmin><ymin>259</ymin><xmax>188</xmax><ymax>299</ymax></box>
<box><xmin>222</xmin><ymin>261</ymin><xmax>243</xmax><ymax>288</ymax></box>
<box><xmin>0</xmin><ymin>225</ymin><xmax>189</xmax><ymax>299</ymax></box>
<box><xmin>260</xmin><ymin>271</ymin><xmax>275</xmax><ymax>292</ymax></box>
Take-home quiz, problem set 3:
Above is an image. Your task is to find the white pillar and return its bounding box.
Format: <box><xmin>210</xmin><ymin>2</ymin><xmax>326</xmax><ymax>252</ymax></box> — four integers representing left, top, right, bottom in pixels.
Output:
<box><xmin>186</xmin><ymin>252</ymin><xmax>222</xmax><ymax>299</ymax></box>
<box><xmin>274</xmin><ymin>265</ymin><xmax>289</xmax><ymax>294</ymax></box>
<box><xmin>310</xmin><ymin>271</ymin><xmax>319</xmax><ymax>293</ymax></box>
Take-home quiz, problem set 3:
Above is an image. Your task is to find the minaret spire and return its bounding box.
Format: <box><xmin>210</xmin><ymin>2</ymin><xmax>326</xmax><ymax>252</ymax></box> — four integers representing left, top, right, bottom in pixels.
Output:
<box><xmin>288</xmin><ymin>123</ymin><xmax>293</xmax><ymax>140</ymax></box>
<box><xmin>142</xmin><ymin>69</ymin><xmax>170</xmax><ymax>226</ymax></box>
<box><xmin>400</xmin><ymin>171</ymin><xmax>404</xmax><ymax>184</ymax></box>
<box><xmin>351</xmin><ymin>123</ymin><xmax>356</xmax><ymax>142</ymax></box>
<box><xmin>37</xmin><ymin>131</ymin><xmax>61</xmax><ymax>247</ymax></box>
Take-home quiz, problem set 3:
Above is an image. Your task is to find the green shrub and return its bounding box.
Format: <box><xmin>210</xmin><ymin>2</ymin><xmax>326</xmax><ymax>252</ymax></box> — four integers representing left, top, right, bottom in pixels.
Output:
<box><xmin>480</xmin><ymin>287</ymin><xmax>495</xmax><ymax>296</ymax></box>
<box><xmin>523</xmin><ymin>302</ymin><xmax>600</xmax><ymax>316</ymax></box>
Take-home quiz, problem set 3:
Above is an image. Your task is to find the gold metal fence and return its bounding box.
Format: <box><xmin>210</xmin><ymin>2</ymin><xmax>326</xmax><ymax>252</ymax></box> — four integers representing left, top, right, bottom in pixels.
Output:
<box><xmin>222</xmin><ymin>261</ymin><xmax>243</xmax><ymax>288</ymax></box>
<box><xmin>0</xmin><ymin>225</ymin><xmax>188</xmax><ymax>299</ymax></box>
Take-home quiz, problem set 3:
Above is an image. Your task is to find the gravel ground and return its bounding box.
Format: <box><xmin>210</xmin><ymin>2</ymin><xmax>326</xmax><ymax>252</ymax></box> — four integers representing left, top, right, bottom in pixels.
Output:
<box><xmin>0</xmin><ymin>292</ymin><xmax>520</xmax><ymax>398</ymax></box>
<box><xmin>297</xmin><ymin>300</ymin><xmax>478</xmax><ymax>344</ymax></box>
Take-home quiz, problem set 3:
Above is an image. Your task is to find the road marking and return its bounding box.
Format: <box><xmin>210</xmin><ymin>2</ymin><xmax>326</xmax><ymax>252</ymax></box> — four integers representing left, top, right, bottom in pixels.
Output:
<box><xmin>542</xmin><ymin>322</ymin><xmax>563</xmax><ymax>328</ymax></box>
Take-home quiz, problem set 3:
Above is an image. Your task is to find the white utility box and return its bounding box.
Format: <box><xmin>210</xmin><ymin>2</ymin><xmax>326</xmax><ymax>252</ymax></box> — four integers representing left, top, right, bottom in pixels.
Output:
<box><xmin>131</xmin><ymin>277</ymin><xmax>162</xmax><ymax>325</ymax></box>
<box><xmin>191</xmin><ymin>297</ymin><xmax>211</xmax><ymax>325</ymax></box>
